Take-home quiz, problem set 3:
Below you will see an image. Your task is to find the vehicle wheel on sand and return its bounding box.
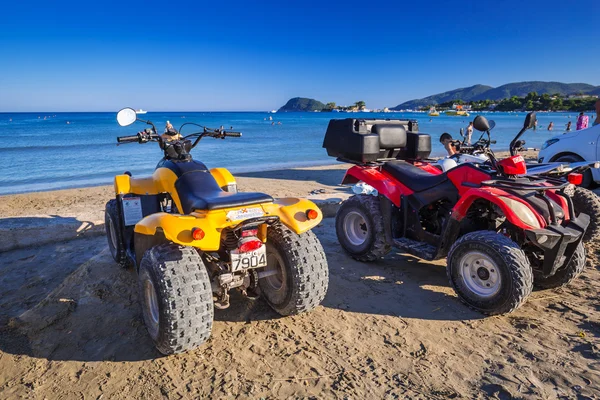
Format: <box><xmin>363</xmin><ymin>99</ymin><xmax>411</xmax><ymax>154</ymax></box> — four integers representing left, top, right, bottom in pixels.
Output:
<box><xmin>259</xmin><ymin>224</ymin><xmax>329</xmax><ymax>316</ymax></box>
<box><xmin>555</xmin><ymin>155</ymin><xmax>593</xmax><ymax>188</ymax></box>
<box><xmin>533</xmin><ymin>242</ymin><xmax>585</xmax><ymax>290</ymax></box>
<box><xmin>335</xmin><ymin>194</ymin><xmax>392</xmax><ymax>262</ymax></box>
<box><xmin>138</xmin><ymin>243</ymin><xmax>213</xmax><ymax>355</ymax></box>
<box><xmin>570</xmin><ymin>187</ymin><xmax>600</xmax><ymax>242</ymax></box>
<box><xmin>105</xmin><ymin>199</ymin><xmax>129</xmax><ymax>267</ymax></box>
<box><xmin>447</xmin><ymin>231</ymin><xmax>533</xmax><ymax>315</ymax></box>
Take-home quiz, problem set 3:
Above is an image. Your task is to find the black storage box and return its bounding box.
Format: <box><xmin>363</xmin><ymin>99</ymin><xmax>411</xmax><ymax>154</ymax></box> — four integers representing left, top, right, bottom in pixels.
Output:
<box><xmin>322</xmin><ymin>118</ymin><xmax>430</xmax><ymax>163</ymax></box>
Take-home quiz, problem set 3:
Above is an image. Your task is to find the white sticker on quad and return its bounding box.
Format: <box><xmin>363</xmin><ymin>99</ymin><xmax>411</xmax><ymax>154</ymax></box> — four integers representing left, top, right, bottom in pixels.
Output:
<box><xmin>226</xmin><ymin>207</ymin><xmax>264</xmax><ymax>221</ymax></box>
<box><xmin>122</xmin><ymin>197</ymin><xmax>143</xmax><ymax>226</ymax></box>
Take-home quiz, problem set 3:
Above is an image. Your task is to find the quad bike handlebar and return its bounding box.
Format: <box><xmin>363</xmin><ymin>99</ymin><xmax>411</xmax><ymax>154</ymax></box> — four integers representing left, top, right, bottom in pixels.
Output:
<box><xmin>116</xmin><ymin>126</ymin><xmax>242</xmax><ymax>146</ymax></box>
<box><xmin>116</xmin><ymin>121</ymin><xmax>242</xmax><ymax>161</ymax></box>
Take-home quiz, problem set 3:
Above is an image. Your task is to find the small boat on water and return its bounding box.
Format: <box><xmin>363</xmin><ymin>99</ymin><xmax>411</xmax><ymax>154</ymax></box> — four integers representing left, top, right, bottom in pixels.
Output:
<box><xmin>445</xmin><ymin>105</ymin><xmax>470</xmax><ymax>117</ymax></box>
<box><xmin>270</xmin><ymin>110</ymin><xmax>277</xmax><ymax>113</ymax></box>
<box><xmin>135</xmin><ymin>109</ymin><xmax>147</xmax><ymax>115</ymax></box>
<box><xmin>445</xmin><ymin>110</ymin><xmax>470</xmax><ymax>117</ymax></box>
<box><xmin>428</xmin><ymin>107</ymin><xmax>440</xmax><ymax>117</ymax></box>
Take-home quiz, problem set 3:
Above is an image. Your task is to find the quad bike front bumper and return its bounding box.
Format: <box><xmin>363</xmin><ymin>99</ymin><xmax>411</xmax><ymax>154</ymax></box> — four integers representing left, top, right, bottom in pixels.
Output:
<box><xmin>524</xmin><ymin>212</ymin><xmax>589</xmax><ymax>277</ymax></box>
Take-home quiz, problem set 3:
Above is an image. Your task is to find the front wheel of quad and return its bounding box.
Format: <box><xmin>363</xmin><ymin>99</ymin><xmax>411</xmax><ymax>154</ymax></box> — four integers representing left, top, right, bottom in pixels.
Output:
<box><xmin>533</xmin><ymin>242</ymin><xmax>585</xmax><ymax>290</ymax></box>
<box><xmin>259</xmin><ymin>224</ymin><xmax>329</xmax><ymax>316</ymax></box>
<box><xmin>105</xmin><ymin>199</ymin><xmax>129</xmax><ymax>267</ymax></box>
<box><xmin>447</xmin><ymin>231</ymin><xmax>533</xmax><ymax>315</ymax></box>
<box><xmin>138</xmin><ymin>243</ymin><xmax>213</xmax><ymax>355</ymax></box>
<box><xmin>571</xmin><ymin>187</ymin><xmax>600</xmax><ymax>242</ymax></box>
<box><xmin>335</xmin><ymin>194</ymin><xmax>392</xmax><ymax>262</ymax></box>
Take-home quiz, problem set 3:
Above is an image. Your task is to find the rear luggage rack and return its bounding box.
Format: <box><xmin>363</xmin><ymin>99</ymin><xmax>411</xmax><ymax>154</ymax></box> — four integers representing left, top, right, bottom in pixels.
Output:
<box><xmin>481</xmin><ymin>179</ymin><xmax>569</xmax><ymax>191</ymax></box>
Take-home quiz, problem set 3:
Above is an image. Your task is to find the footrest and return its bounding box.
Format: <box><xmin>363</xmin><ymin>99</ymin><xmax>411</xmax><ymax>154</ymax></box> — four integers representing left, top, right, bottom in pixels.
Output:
<box><xmin>393</xmin><ymin>238</ymin><xmax>437</xmax><ymax>261</ymax></box>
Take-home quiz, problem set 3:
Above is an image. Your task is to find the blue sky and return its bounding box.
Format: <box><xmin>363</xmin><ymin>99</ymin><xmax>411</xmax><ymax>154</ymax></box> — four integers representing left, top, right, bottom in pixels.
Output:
<box><xmin>1</xmin><ymin>0</ymin><xmax>598</xmax><ymax>111</ymax></box>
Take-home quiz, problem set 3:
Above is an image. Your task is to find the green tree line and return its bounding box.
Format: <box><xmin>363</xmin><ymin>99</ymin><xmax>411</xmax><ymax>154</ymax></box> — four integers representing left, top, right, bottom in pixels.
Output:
<box><xmin>427</xmin><ymin>92</ymin><xmax>597</xmax><ymax>112</ymax></box>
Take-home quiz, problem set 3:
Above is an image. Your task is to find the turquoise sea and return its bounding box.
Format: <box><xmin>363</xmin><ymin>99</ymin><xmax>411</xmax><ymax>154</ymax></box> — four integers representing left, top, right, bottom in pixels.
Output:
<box><xmin>0</xmin><ymin>110</ymin><xmax>579</xmax><ymax>195</ymax></box>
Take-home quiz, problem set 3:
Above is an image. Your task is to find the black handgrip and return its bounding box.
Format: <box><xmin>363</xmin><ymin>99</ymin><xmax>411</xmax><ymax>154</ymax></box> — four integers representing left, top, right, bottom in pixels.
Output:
<box><xmin>117</xmin><ymin>135</ymin><xmax>139</xmax><ymax>143</ymax></box>
<box><xmin>490</xmin><ymin>140</ymin><xmax>497</xmax><ymax>144</ymax></box>
<box><xmin>225</xmin><ymin>132</ymin><xmax>242</xmax><ymax>137</ymax></box>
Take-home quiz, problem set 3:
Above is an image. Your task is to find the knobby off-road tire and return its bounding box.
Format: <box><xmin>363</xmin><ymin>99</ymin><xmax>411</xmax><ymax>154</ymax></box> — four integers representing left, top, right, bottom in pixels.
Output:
<box><xmin>335</xmin><ymin>194</ymin><xmax>392</xmax><ymax>262</ymax></box>
<box><xmin>447</xmin><ymin>231</ymin><xmax>533</xmax><ymax>315</ymax></box>
<box><xmin>138</xmin><ymin>243</ymin><xmax>213</xmax><ymax>355</ymax></box>
<box><xmin>533</xmin><ymin>242</ymin><xmax>585</xmax><ymax>289</ymax></box>
<box><xmin>259</xmin><ymin>224</ymin><xmax>329</xmax><ymax>316</ymax></box>
<box><xmin>105</xmin><ymin>199</ymin><xmax>128</xmax><ymax>267</ymax></box>
<box><xmin>571</xmin><ymin>187</ymin><xmax>600</xmax><ymax>242</ymax></box>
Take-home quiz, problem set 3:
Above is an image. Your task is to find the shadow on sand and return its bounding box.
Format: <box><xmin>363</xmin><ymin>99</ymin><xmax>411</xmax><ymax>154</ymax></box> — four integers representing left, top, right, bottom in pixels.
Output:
<box><xmin>0</xmin><ymin>218</ymin><xmax>481</xmax><ymax>363</ymax></box>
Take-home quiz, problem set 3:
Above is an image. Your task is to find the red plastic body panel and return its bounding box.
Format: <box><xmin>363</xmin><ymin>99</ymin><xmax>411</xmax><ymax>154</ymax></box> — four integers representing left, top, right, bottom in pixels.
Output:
<box><xmin>498</xmin><ymin>155</ymin><xmax>527</xmax><ymax>175</ymax></box>
<box><xmin>446</xmin><ymin>165</ymin><xmax>492</xmax><ymax>196</ymax></box>
<box><xmin>452</xmin><ymin>187</ymin><xmax>546</xmax><ymax>229</ymax></box>
<box><xmin>342</xmin><ymin>165</ymin><xmax>413</xmax><ymax>206</ymax></box>
<box><xmin>414</xmin><ymin>161</ymin><xmax>442</xmax><ymax>175</ymax></box>
<box><xmin>545</xmin><ymin>189</ymin><xmax>571</xmax><ymax>221</ymax></box>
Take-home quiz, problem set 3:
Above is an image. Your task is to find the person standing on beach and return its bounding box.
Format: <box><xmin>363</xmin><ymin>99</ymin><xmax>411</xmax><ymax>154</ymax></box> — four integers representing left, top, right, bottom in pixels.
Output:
<box><xmin>548</xmin><ymin>122</ymin><xmax>554</xmax><ymax>131</ymax></box>
<box><xmin>466</xmin><ymin>122</ymin><xmax>473</xmax><ymax>144</ymax></box>
<box><xmin>440</xmin><ymin>133</ymin><xmax>457</xmax><ymax>156</ymax></box>
<box><xmin>566</xmin><ymin>121</ymin><xmax>572</xmax><ymax>131</ymax></box>
<box><xmin>576</xmin><ymin>112</ymin><xmax>589</xmax><ymax>130</ymax></box>
<box><xmin>594</xmin><ymin>100</ymin><xmax>600</xmax><ymax>127</ymax></box>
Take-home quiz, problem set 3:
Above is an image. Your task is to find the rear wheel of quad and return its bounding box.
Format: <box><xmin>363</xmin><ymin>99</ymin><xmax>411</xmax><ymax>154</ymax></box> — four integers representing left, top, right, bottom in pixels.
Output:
<box><xmin>571</xmin><ymin>187</ymin><xmax>600</xmax><ymax>242</ymax></box>
<box><xmin>138</xmin><ymin>243</ymin><xmax>213</xmax><ymax>355</ymax></box>
<box><xmin>335</xmin><ymin>194</ymin><xmax>391</xmax><ymax>262</ymax></box>
<box><xmin>533</xmin><ymin>242</ymin><xmax>585</xmax><ymax>289</ymax></box>
<box><xmin>555</xmin><ymin>155</ymin><xmax>593</xmax><ymax>188</ymax></box>
<box><xmin>259</xmin><ymin>224</ymin><xmax>328</xmax><ymax>316</ymax></box>
<box><xmin>105</xmin><ymin>199</ymin><xmax>128</xmax><ymax>267</ymax></box>
<box><xmin>447</xmin><ymin>231</ymin><xmax>533</xmax><ymax>315</ymax></box>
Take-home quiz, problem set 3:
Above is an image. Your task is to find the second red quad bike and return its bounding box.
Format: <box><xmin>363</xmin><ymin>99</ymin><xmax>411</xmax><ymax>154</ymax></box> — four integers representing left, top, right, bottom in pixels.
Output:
<box><xmin>323</xmin><ymin>113</ymin><xmax>590</xmax><ymax>315</ymax></box>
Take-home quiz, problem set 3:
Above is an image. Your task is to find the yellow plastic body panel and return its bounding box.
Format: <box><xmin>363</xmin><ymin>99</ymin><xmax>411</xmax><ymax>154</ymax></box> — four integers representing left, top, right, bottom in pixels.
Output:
<box><xmin>114</xmin><ymin>168</ymin><xmax>183</xmax><ymax>212</ymax></box>
<box><xmin>133</xmin><ymin>197</ymin><xmax>322</xmax><ymax>250</ymax></box>
<box><xmin>210</xmin><ymin>168</ymin><xmax>236</xmax><ymax>189</ymax></box>
<box><xmin>262</xmin><ymin>198</ymin><xmax>323</xmax><ymax>234</ymax></box>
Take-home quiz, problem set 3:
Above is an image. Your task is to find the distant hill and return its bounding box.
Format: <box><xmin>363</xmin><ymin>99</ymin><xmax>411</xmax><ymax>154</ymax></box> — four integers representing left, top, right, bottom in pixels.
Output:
<box><xmin>391</xmin><ymin>84</ymin><xmax>493</xmax><ymax>110</ymax></box>
<box><xmin>278</xmin><ymin>97</ymin><xmax>325</xmax><ymax>112</ymax></box>
<box><xmin>393</xmin><ymin>81</ymin><xmax>600</xmax><ymax>110</ymax></box>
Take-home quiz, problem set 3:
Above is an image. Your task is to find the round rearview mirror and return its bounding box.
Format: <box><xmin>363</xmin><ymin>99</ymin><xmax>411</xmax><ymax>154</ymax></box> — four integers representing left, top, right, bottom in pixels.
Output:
<box><xmin>116</xmin><ymin>108</ymin><xmax>137</xmax><ymax>127</ymax></box>
<box><xmin>473</xmin><ymin>115</ymin><xmax>491</xmax><ymax>132</ymax></box>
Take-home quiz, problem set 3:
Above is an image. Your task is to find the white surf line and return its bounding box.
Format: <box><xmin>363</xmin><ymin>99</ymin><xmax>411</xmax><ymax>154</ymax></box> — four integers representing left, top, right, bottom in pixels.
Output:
<box><xmin>17</xmin><ymin>246</ymin><xmax>110</xmax><ymax>322</ymax></box>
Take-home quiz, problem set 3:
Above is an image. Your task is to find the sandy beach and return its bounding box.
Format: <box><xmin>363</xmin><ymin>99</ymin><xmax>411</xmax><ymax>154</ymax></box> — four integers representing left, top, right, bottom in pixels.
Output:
<box><xmin>1</xmin><ymin>159</ymin><xmax>599</xmax><ymax>399</ymax></box>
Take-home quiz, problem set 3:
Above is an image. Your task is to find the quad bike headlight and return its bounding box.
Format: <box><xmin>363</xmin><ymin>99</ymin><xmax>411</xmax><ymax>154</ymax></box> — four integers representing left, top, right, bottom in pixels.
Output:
<box><xmin>541</xmin><ymin>138</ymin><xmax>559</xmax><ymax>150</ymax></box>
<box><xmin>498</xmin><ymin>196</ymin><xmax>542</xmax><ymax>229</ymax></box>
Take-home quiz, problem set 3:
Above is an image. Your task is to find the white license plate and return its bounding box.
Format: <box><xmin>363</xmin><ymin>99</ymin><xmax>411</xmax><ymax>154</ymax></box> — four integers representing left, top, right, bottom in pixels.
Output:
<box><xmin>230</xmin><ymin>245</ymin><xmax>267</xmax><ymax>271</ymax></box>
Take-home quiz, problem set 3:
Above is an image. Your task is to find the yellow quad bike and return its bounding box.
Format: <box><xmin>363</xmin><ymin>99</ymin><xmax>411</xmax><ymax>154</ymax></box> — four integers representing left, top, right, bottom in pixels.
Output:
<box><xmin>105</xmin><ymin>108</ymin><xmax>329</xmax><ymax>355</ymax></box>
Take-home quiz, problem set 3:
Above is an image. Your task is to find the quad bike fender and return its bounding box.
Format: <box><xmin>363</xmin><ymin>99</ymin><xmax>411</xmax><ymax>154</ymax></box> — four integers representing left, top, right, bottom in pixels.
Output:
<box><xmin>114</xmin><ymin>169</ymin><xmax>184</xmax><ymax>212</ymax></box>
<box><xmin>262</xmin><ymin>198</ymin><xmax>323</xmax><ymax>234</ymax></box>
<box><xmin>341</xmin><ymin>165</ymin><xmax>413</xmax><ymax>206</ymax></box>
<box><xmin>451</xmin><ymin>187</ymin><xmax>546</xmax><ymax>230</ymax></box>
<box><xmin>133</xmin><ymin>198</ymin><xmax>321</xmax><ymax>252</ymax></box>
<box><xmin>114</xmin><ymin>174</ymin><xmax>158</xmax><ymax>196</ymax></box>
<box><xmin>134</xmin><ymin>212</ymin><xmax>223</xmax><ymax>251</ymax></box>
<box><xmin>210</xmin><ymin>168</ymin><xmax>237</xmax><ymax>191</ymax></box>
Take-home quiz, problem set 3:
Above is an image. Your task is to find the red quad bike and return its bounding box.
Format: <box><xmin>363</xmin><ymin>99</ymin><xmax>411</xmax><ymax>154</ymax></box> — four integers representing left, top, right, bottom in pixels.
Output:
<box><xmin>323</xmin><ymin>114</ymin><xmax>590</xmax><ymax>315</ymax></box>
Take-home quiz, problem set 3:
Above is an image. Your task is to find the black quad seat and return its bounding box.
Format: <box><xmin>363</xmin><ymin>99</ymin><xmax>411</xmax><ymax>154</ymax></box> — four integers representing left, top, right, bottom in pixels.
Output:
<box><xmin>174</xmin><ymin>170</ymin><xmax>273</xmax><ymax>213</ymax></box>
<box><xmin>382</xmin><ymin>161</ymin><xmax>448</xmax><ymax>192</ymax></box>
